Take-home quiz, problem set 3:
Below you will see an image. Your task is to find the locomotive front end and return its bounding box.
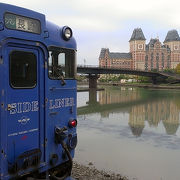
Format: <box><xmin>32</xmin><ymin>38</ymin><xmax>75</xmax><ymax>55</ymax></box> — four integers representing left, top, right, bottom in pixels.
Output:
<box><xmin>0</xmin><ymin>3</ymin><xmax>77</xmax><ymax>179</ymax></box>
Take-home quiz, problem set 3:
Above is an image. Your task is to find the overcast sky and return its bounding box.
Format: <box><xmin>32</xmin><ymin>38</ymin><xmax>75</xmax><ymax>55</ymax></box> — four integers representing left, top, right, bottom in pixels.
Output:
<box><xmin>2</xmin><ymin>0</ymin><xmax>180</xmax><ymax>65</ymax></box>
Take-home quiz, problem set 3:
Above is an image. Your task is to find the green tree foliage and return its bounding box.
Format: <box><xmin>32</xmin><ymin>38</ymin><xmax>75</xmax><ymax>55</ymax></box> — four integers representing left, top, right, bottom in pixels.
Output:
<box><xmin>99</xmin><ymin>74</ymin><xmax>127</xmax><ymax>82</ymax></box>
<box><xmin>137</xmin><ymin>76</ymin><xmax>151</xmax><ymax>83</ymax></box>
<box><xmin>175</xmin><ymin>63</ymin><xmax>180</xmax><ymax>74</ymax></box>
<box><xmin>163</xmin><ymin>68</ymin><xmax>175</xmax><ymax>73</ymax></box>
<box><xmin>76</xmin><ymin>75</ymin><xmax>87</xmax><ymax>81</ymax></box>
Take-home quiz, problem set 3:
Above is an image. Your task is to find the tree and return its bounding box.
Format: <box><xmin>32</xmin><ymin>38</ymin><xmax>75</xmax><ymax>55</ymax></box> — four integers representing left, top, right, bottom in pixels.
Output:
<box><xmin>137</xmin><ymin>76</ymin><xmax>151</xmax><ymax>83</ymax></box>
<box><xmin>175</xmin><ymin>63</ymin><xmax>180</xmax><ymax>74</ymax></box>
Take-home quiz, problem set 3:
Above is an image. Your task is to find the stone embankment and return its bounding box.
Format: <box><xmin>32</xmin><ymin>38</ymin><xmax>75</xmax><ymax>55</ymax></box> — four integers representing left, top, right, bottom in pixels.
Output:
<box><xmin>71</xmin><ymin>162</ymin><xmax>129</xmax><ymax>180</ymax></box>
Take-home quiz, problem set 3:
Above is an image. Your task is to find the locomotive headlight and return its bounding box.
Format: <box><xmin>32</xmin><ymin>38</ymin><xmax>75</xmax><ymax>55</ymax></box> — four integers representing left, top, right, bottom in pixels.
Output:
<box><xmin>62</xmin><ymin>26</ymin><xmax>73</xmax><ymax>40</ymax></box>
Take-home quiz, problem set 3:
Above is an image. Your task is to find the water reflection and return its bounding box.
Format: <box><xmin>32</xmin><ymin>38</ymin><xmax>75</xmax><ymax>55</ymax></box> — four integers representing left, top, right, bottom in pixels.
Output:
<box><xmin>78</xmin><ymin>87</ymin><xmax>180</xmax><ymax>137</ymax></box>
<box><xmin>99</xmin><ymin>87</ymin><xmax>141</xmax><ymax>105</ymax></box>
<box><xmin>129</xmin><ymin>101</ymin><xmax>180</xmax><ymax>136</ymax></box>
<box><xmin>88</xmin><ymin>88</ymin><xmax>98</xmax><ymax>105</ymax></box>
<box><xmin>76</xmin><ymin>86</ymin><xmax>180</xmax><ymax>180</ymax></box>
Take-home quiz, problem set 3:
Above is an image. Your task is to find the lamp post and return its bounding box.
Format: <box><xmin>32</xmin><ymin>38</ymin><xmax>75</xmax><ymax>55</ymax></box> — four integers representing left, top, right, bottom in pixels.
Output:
<box><xmin>84</xmin><ymin>59</ymin><xmax>86</xmax><ymax>67</ymax></box>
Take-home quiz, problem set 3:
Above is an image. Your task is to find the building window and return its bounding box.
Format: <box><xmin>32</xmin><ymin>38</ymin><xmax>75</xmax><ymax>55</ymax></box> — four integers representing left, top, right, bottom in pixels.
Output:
<box><xmin>174</xmin><ymin>45</ymin><xmax>178</xmax><ymax>50</ymax></box>
<box><xmin>151</xmin><ymin>53</ymin><xmax>154</xmax><ymax>70</ymax></box>
<box><xmin>167</xmin><ymin>55</ymin><xmax>170</xmax><ymax>68</ymax></box>
<box><xmin>156</xmin><ymin>53</ymin><xmax>159</xmax><ymax>70</ymax></box>
<box><xmin>162</xmin><ymin>53</ymin><xmax>164</xmax><ymax>69</ymax></box>
<box><xmin>145</xmin><ymin>55</ymin><xmax>148</xmax><ymax>70</ymax></box>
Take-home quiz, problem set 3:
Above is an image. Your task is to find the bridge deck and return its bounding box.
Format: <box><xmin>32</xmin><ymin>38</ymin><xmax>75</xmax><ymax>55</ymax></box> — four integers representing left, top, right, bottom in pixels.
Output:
<box><xmin>77</xmin><ymin>65</ymin><xmax>180</xmax><ymax>80</ymax></box>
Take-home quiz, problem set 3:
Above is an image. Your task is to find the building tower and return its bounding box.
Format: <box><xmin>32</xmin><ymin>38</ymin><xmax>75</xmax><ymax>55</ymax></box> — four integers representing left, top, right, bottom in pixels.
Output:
<box><xmin>164</xmin><ymin>30</ymin><xmax>180</xmax><ymax>69</ymax></box>
<box><xmin>99</xmin><ymin>48</ymin><xmax>111</xmax><ymax>68</ymax></box>
<box><xmin>129</xmin><ymin>28</ymin><xmax>146</xmax><ymax>70</ymax></box>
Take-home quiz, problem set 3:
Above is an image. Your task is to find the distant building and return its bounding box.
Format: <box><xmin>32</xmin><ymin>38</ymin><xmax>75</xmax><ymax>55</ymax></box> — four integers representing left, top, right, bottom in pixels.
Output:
<box><xmin>99</xmin><ymin>28</ymin><xmax>180</xmax><ymax>71</ymax></box>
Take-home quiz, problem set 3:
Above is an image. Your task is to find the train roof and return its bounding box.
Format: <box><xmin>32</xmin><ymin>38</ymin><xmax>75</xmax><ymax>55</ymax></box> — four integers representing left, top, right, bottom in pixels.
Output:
<box><xmin>0</xmin><ymin>3</ymin><xmax>77</xmax><ymax>50</ymax></box>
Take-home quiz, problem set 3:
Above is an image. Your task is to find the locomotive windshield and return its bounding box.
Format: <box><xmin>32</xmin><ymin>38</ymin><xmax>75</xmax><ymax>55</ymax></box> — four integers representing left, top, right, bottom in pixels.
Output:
<box><xmin>10</xmin><ymin>51</ymin><xmax>37</xmax><ymax>88</ymax></box>
<box><xmin>48</xmin><ymin>48</ymin><xmax>76</xmax><ymax>79</ymax></box>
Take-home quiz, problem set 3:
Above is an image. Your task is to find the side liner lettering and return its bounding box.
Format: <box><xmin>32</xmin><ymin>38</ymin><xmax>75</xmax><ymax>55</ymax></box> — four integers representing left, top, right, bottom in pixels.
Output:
<box><xmin>9</xmin><ymin>101</ymin><xmax>39</xmax><ymax>114</ymax></box>
<box><xmin>49</xmin><ymin>97</ymin><xmax>74</xmax><ymax>110</ymax></box>
<box><xmin>9</xmin><ymin>97</ymin><xmax>75</xmax><ymax>114</ymax></box>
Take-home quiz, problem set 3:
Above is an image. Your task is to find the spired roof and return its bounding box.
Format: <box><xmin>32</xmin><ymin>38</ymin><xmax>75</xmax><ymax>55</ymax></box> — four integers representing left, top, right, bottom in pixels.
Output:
<box><xmin>129</xmin><ymin>28</ymin><xmax>146</xmax><ymax>41</ymax></box>
<box><xmin>148</xmin><ymin>38</ymin><xmax>158</xmax><ymax>47</ymax></box>
<box><xmin>148</xmin><ymin>38</ymin><xmax>162</xmax><ymax>47</ymax></box>
<box><xmin>164</xmin><ymin>29</ymin><xmax>180</xmax><ymax>43</ymax></box>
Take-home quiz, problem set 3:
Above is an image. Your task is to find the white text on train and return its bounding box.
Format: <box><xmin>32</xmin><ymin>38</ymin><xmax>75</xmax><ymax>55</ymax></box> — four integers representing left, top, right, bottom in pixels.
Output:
<box><xmin>49</xmin><ymin>97</ymin><xmax>74</xmax><ymax>110</ymax></box>
<box><xmin>9</xmin><ymin>101</ymin><xmax>39</xmax><ymax>114</ymax></box>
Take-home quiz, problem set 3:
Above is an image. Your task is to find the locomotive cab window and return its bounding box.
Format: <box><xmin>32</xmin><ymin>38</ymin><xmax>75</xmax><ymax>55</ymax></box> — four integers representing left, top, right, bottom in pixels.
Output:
<box><xmin>10</xmin><ymin>51</ymin><xmax>37</xmax><ymax>88</ymax></box>
<box><xmin>48</xmin><ymin>48</ymin><xmax>76</xmax><ymax>79</ymax></box>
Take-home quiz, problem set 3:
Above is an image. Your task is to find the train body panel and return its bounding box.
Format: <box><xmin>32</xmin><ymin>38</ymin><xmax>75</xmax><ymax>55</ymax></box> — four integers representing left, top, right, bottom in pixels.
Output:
<box><xmin>0</xmin><ymin>3</ymin><xmax>77</xmax><ymax>179</ymax></box>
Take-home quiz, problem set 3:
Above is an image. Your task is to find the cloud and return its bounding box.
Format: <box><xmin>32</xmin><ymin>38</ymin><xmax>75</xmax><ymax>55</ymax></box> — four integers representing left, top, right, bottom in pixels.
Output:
<box><xmin>2</xmin><ymin>0</ymin><xmax>180</xmax><ymax>31</ymax></box>
<box><xmin>3</xmin><ymin>0</ymin><xmax>180</xmax><ymax>31</ymax></box>
<box><xmin>2</xmin><ymin>0</ymin><xmax>180</xmax><ymax>64</ymax></box>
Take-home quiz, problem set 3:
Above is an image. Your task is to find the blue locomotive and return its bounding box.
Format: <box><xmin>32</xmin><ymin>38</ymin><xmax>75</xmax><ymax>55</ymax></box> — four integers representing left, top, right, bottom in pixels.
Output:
<box><xmin>0</xmin><ymin>3</ymin><xmax>77</xmax><ymax>180</ymax></box>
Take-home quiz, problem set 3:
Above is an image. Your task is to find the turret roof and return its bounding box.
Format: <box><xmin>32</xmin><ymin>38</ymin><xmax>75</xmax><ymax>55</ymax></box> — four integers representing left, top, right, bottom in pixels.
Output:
<box><xmin>129</xmin><ymin>28</ymin><xmax>146</xmax><ymax>41</ymax></box>
<box><xmin>164</xmin><ymin>29</ymin><xmax>180</xmax><ymax>43</ymax></box>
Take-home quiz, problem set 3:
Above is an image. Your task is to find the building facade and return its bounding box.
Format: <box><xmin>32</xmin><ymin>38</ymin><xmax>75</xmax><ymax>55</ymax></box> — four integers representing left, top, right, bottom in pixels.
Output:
<box><xmin>99</xmin><ymin>28</ymin><xmax>180</xmax><ymax>71</ymax></box>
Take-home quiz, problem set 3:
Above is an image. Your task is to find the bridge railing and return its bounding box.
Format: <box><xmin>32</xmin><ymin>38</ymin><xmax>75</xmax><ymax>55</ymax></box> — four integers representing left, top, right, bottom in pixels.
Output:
<box><xmin>77</xmin><ymin>64</ymin><xmax>180</xmax><ymax>80</ymax></box>
<box><xmin>77</xmin><ymin>64</ymin><xmax>157</xmax><ymax>73</ymax></box>
<box><xmin>77</xmin><ymin>64</ymin><xmax>99</xmax><ymax>68</ymax></box>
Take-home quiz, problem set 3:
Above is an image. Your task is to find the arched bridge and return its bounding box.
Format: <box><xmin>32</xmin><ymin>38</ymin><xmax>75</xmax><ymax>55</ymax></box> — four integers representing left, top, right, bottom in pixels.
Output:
<box><xmin>77</xmin><ymin>65</ymin><xmax>180</xmax><ymax>88</ymax></box>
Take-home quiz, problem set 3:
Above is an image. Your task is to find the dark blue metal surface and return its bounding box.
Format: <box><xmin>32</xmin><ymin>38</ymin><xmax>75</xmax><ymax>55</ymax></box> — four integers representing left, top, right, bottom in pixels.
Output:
<box><xmin>0</xmin><ymin>3</ymin><xmax>77</xmax><ymax>179</ymax></box>
<box><xmin>0</xmin><ymin>3</ymin><xmax>77</xmax><ymax>50</ymax></box>
<box><xmin>65</xmin><ymin>177</ymin><xmax>76</xmax><ymax>180</ymax></box>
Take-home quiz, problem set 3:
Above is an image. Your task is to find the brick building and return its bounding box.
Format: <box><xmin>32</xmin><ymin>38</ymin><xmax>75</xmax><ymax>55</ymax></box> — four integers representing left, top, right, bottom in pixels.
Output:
<box><xmin>99</xmin><ymin>28</ymin><xmax>180</xmax><ymax>71</ymax></box>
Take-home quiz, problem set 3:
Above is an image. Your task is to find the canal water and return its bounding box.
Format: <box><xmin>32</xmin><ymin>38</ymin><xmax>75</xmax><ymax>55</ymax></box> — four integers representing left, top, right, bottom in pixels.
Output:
<box><xmin>75</xmin><ymin>85</ymin><xmax>180</xmax><ymax>180</ymax></box>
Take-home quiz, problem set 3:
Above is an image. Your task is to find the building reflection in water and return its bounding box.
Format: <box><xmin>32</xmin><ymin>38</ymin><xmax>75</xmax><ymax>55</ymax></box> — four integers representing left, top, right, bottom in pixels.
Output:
<box><xmin>162</xmin><ymin>102</ymin><xmax>179</xmax><ymax>135</ymax></box>
<box><xmin>129</xmin><ymin>101</ymin><xmax>180</xmax><ymax>136</ymax></box>
<box><xmin>129</xmin><ymin>105</ymin><xmax>145</xmax><ymax>137</ymax></box>
<box><xmin>99</xmin><ymin>87</ymin><xmax>140</xmax><ymax>105</ymax></box>
<box><xmin>98</xmin><ymin>87</ymin><xmax>180</xmax><ymax>137</ymax></box>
